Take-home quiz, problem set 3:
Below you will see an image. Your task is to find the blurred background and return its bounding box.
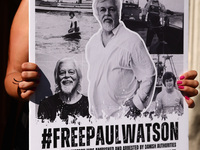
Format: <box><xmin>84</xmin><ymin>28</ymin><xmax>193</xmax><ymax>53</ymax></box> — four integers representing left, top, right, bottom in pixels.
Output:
<box><xmin>188</xmin><ymin>1</ymin><xmax>200</xmax><ymax>149</ymax></box>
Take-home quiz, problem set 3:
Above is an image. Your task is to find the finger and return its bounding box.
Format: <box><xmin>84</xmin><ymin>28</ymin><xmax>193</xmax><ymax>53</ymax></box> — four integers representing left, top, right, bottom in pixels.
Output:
<box><xmin>20</xmin><ymin>89</ymin><xmax>36</xmax><ymax>100</ymax></box>
<box><xmin>21</xmin><ymin>71</ymin><xmax>40</xmax><ymax>81</ymax></box>
<box><xmin>124</xmin><ymin>101</ymin><xmax>130</xmax><ymax>106</ymax></box>
<box><xmin>21</xmin><ymin>62</ymin><xmax>39</xmax><ymax>71</ymax></box>
<box><xmin>177</xmin><ymin>80</ymin><xmax>199</xmax><ymax>88</ymax></box>
<box><xmin>185</xmin><ymin>96</ymin><xmax>195</xmax><ymax>108</ymax></box>
<box><xmin>179</xmin><ymin>70</ymin><xmax>198</xmax><ymax>80</ymax></box>
<box><xmin>178</xmin><ymin>86</ymin><xmax>199</xmax><ymax>97</ymax></box>
<box><xmin>19</xmin><ymin>81</ymin><xmax>39</xmax><ymax>90</ymax></box>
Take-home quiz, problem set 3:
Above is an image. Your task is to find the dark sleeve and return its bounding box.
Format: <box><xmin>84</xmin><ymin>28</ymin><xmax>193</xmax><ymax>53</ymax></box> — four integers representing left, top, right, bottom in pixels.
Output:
<box><xmin>79</xmin><ymin>95</ymin><xmax>90</xmax><ymax>118</ymax></box>
<box><xmin>74</xmin><ymin>21</ymin><xmax>77</xmax><ymax>28</ymax></box>
<box><xmin>166</xmin><ymin>9</ymin><xmax>174</xmax><ymax>15</ymax></box>
<box><xmin>37</xmin><ymin>97</ymin><xmax>57</xmax><ymax>122</ymax></box>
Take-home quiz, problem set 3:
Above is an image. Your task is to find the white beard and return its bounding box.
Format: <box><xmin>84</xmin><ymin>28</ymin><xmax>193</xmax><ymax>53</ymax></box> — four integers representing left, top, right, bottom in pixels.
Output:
<box><xmin>102</xmin><ymin>21</ymin><xmax>115</xmax><ymax>32</ymax></box>
<box><xmin>60</xmin><ymin>84</ymin><xmax>74</xmax><ymax>94</ymax></box>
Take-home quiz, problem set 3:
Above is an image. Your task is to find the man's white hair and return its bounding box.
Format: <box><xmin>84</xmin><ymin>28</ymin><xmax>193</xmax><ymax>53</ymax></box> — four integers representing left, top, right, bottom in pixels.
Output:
<box><xmin>92</xmin><ymin>0</ymin><xmax>122</xmax><ymax>20</ymax></box>
<box><xmin>54</xmin><ymin>58</ymin><xmax>82</xmax><ymax>93</ymax></box>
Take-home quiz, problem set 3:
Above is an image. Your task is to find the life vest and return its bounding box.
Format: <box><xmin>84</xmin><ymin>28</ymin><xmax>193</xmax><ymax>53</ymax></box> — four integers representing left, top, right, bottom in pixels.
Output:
<box><xmin>147</xmin><ymin>1</ymin><xmax>162</xmax><ymax>27</ymax></box>
<box><xmin>148</xmin><ymin>1</ymin><xmax>161</xmax><ymax>15</ymax></box>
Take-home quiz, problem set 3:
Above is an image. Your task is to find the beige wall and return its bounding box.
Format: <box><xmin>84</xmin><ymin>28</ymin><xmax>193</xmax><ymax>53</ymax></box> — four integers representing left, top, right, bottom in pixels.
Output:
<box><xmin>189</xmin><ymin>0</ymin><xmax>200</xmax><ymax>150</ymax></box>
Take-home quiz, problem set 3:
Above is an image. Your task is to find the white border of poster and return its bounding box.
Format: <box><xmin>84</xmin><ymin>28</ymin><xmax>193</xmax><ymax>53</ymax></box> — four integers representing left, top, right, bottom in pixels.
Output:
<box><xmin>29</xmin><ymin>0</ymin><xmax>189</xmax><ymax>149</ymax></box>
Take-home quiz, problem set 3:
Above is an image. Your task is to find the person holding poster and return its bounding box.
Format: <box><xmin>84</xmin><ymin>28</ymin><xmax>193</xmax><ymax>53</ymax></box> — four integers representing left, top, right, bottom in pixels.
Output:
<box><xmin>86</xmin><ymin>0</ymin><xmax>157</xmax><ymax>120</ymax></box>
<box><xmin>38</xmin><ymin>58</ymin><xmax>90</xmax><ymax>123</ymax></box>
<box><xmin>2</xmin><ymin>0</ymin><xmax>199</xmax><ymax>149</ymax></box>
<box><xmin>4</xmin><ymin>0</ymin><xmax>198</xmax><ymax>113</ymax></box>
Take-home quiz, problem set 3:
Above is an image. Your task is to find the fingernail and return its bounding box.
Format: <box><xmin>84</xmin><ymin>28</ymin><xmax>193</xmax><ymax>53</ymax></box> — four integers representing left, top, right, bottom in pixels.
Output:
<box><xmin>178</xmin><ymin>86</ymin><xmax>184</xmax><ymax>89</ymax></box>
<box><xmin>185</xmin><ymin>96</ymin><xmax>190</xmax><ymax>100</ymax></box>
<box><xmin>18</xmin><ymin>82</ymin><xmax>24</xmax><ymax>88</ymax></box>
<box><xmin>180</xmin><ymin>76</ymin><xmax>185</xmax><ymax>80</ymax></box>
<box><xmin>21</xmin><ymin>71</ymin><xmax>26</xmax><ymax>77</ymax></box>
<box><xmin>177</xmin><ymin>81</ymin><xmax>182</xmax><ymax>84</ymax></box>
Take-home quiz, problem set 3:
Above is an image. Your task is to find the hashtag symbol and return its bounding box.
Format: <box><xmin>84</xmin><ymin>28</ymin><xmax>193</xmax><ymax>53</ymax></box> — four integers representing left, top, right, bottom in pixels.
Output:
<box><xmin>42</xmin><ymin>128</ymin><xmax>52</xmax><ymax>149</ymax></box>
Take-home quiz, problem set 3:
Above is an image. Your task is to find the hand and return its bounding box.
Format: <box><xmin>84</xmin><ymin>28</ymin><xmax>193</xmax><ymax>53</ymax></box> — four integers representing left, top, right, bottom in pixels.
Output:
<box><xmin>124</xmin><ymin>99</ymin><xmax>141</xmax><ymax>119</ymax></box>
<box><xmin>177</xmin><ymin>70</ymin><xmax>199</xmax><ymax>108</ymax></box>
<box><xmin>18</xmin><ymin>62</ymin><xmax>40</xmax><ymax>100</ymax></box>
<box><xmin>161</xmin><ymin>113</ymin><xmax>167</xmax><ymax>120</ymax></box>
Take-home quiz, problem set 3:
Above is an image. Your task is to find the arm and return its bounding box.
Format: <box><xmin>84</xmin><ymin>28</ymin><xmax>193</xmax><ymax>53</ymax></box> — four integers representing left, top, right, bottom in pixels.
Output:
<box><xmin>177</xmin><ymin>70</ymin><xmax>199</xmax><ymax>108</ymax></box>
<box><xmin>74</xmin><ymin>21</ymin><xmax>78</xmax><ymax>29</ymax></box>
<box><xmin>142</xmin><ymin>1</ymin><xmax>151</xmax><ymax>16</ymax></box>
<box><xmin>4</xmin><ymin>0</ymin><xmax>39</xmax><ymax>101</ymax></box>
<box><xmin>160</xmin><ymin>3</ymin><xmax>166</xmax><ymax>13</ymax></box>
<box><xmin>124</xmin><ymin>38</ymin><xmax>156</xmax><ymax>110</ymax></box>
<box><xmin>155</xmin><ymin>93</ymin><xmax>163</xmax><ymax>116</ymax></box>
<box><xmin>140</xmin><ymin>1</ymin><xmax>151</xmax><ymax>21</ymax></box>
<box><xmin>70</xmin><ymin>21</ymin><xmax>73</xmax><ymax>28</ymax></box>
<box><xmin>132</xmin><ymin>40</ymin><xmax>156</xmax><ymax>110</ymax></box>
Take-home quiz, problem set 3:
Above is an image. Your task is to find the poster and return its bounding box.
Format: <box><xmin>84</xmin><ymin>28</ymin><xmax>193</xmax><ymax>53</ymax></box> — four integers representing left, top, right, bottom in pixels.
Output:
<box><xmin>29</xmin><ymin>0</ymin><xmax>189</xmax><ymax>149</ymax></box>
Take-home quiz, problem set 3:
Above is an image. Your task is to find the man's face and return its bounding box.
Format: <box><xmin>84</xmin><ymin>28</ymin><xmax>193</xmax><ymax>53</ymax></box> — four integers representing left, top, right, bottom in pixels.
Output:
<box><xmin>165</xmin><ymin>78</ymin><xmax>174</xmax><ymax>91</ymax></box>
<box><xmin>58</xmin><ymin>61</ymin><xmax>79</xmax><ymax>95</ymax></box>
<box><xmin>97</xmin><ymin>0</ymin><xmax>120</xmax><ymax>32</ymax></box>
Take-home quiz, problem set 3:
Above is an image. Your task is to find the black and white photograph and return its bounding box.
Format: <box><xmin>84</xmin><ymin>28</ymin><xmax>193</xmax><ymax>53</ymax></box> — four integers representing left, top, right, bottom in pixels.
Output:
<box><xmin>29</xmin><ymin>0</ymin><xmax>189</xmax><ymax>149</ymax></box>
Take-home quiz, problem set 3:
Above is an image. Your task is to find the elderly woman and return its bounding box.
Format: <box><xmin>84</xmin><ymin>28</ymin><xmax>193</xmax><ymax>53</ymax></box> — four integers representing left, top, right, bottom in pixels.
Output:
<box><xmin>38</xmin><ymin>58</ymin><xmax>90</xmax><ymax>123</ymax></box>
<box><xmin>155</xmin><ymin>72</ymin><xmax>184</xmax><ymax>118</ymax></box>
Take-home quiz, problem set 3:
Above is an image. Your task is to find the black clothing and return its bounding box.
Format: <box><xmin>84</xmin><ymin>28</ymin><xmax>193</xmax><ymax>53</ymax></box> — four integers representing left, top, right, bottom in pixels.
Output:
<box><xmin>38</xmin><ymin>93</ymin><xmax>90</xmax><ymax>123</ymax></box>
<box><xmin>15</xmin><ymin>103</ymin><xmax>29</xmax><ymax>150</ymax></box>
<box><xmin>146</xmin><ymin>1</ymin><xmax>164</xmax><ymax>47</ymax></box>
<box><xmin>147</xmin><ymin>5</ymin><xmax>161</xmax><ymax>28</ymax></box>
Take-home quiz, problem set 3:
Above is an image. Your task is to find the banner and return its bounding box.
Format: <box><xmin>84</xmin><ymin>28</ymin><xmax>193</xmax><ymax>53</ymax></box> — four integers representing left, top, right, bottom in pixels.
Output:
<box><xmin>29</xmin><ymin>0</ymin><xmax>189</xmax><ymax>149</ymax></box>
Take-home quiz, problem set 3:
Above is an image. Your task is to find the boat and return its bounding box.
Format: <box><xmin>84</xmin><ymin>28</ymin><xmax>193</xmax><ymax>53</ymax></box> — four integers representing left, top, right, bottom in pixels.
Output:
<box><xmin>63</xmin><ymin>32</ymin><xmax>81</xmax><ymax>39</ymax></box>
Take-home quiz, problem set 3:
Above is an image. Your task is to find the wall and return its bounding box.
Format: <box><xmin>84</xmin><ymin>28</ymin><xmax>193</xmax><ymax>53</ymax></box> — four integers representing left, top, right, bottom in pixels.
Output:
<box><xmin>189</xmin><ymin>0</ymin><xmax>200</xmax><ymax>150</ymax></box>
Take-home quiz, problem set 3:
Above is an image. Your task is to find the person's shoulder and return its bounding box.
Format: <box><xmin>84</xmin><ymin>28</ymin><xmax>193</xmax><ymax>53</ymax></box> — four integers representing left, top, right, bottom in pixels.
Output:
<box><xmin>80</xmin><ymin>94</ymin><xmax>89</xmax><ymax>102</ymax></box>
<box><xmin>40</xmin><ymin>93</ymin><xmax>60</xmax><ymax>105</ymax></box>
<box><xmin>72</xmin><ymin>16</ymin><xmax>78</xmax><ymax>21</ymax></box>
<box><xmin>86</xmin><ymin>30</ymin><xmax>101</xmax><ymax>48</ymax></box>
<box><xmin>157</xmin><ymin>90</ymin><xmax>165</xmax><ymax>98</ymax></box>
<box><xmin>160</xmin><ymin>3</ymin><xmax>165</xmax><ymax>7</ymax></box>
<box><xmin>89</xmin><ymin>30</ymin><xmax>100</xmax><ymax>41</ymax></box>
<box><xmin>44</xmin><ymin>93</ymin><xmax>59</xmax><ymax>100</ymax></box>
<box><xmin>159</xmin><ymin>2</ymin><xmax>166</xmax><ymax>9</ymax></box>
<box><xmin>75</xmin><ymin>94</ymin><xmax>88</xmax><ymax>105</ymax></box>
<box><xmin>120</xmin><ymin>25</ymin><xmax>145</xmax><ymax>50</ymax></box>
<box><xmin>83</xmin><ymin>94</ymin><xmax>88</xmax><ymax>99</ymax></box>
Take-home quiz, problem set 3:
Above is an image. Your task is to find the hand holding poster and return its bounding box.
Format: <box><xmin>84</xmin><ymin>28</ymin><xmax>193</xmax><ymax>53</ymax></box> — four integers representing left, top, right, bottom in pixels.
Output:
<box><xmin>29</xmin><ymin>0</ymin><xmax>189</xmax><ymax>149</ymax></box>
